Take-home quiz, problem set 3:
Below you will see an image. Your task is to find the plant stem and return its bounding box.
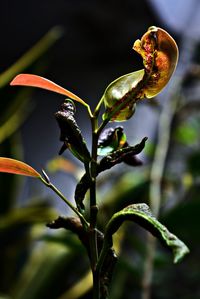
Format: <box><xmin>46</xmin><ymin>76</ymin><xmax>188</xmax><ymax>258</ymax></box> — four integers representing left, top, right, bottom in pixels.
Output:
<box><xmin>89</xmin><ymin>115</ymin><xmax>100</xmax><ymax>298</ymax></box>
<box><xmin>93</xmin><ymin>96</ymin><xmax>104</xmax><ymax>117</ymax></box>
<box><xmin>40</xmin><ymin>177</ymin><xmax>89</xmax><ymax>228</ymax></box>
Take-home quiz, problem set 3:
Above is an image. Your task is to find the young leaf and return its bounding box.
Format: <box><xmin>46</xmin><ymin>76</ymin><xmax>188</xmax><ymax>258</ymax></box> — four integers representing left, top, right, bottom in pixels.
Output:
<box><xmin>98</xmin><ymin>203</ymin><xmax>189</xmax><ymax>271</ymax></box>
<box><xmin>102</xmin><ymin>26</ymin><xmax>178</xmax><ymax>121</ymax></box>
<box><xmin>10</xmin><ymin>74</ymin><xmax>87</xmax><ymax>106</ymax></box>
<box><xmin>97</xmin><ymin>126</ymin><xmax>127</xmax><ymax>156</ymax></box>
<box><xmin>0</xmin><ymin>157</ymin><xmax>41</xmax><ymax>178</ymax></box>
<box><xmin>102</xmin><ymin>70</ymin><xmax>144</xmax><ymax>121</ymax></box>
<box><xmin>133</xmin><ymin>26</ymin><xmax>179</xmax><ymax>98</ymax></box>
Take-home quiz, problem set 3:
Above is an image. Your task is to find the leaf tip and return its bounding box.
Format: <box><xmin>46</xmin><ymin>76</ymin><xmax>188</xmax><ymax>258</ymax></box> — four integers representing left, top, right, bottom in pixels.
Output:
<box><xmin>0</xmin><ymin>157</ymin><xmax>41</xmax><ymax>178</ymax></box>
<box><xmin>173</xmin><ymin>245</ymin><xmax>190</xmax><ymax>264</ymax></box>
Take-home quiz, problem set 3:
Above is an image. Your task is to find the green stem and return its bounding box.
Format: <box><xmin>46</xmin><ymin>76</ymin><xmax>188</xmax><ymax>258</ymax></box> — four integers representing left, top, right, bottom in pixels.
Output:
<box><xmin>40</xmin><ymin>177</ymin><xmax>89</xmax><ymax>228</ymax></box>
<box><xmin>85</xmin><ymin>104</ymin><xmax>93</xmax><ymax>119</ymax></box>
<box><xmin>93</xmin><ymin>96</ymin><xmax>104</xmax><ymax>117</ymax></box>
<box><xmin>89</xmin><ymin>115</ymin><xmax>100</xmax><ymax>298</ymax></box>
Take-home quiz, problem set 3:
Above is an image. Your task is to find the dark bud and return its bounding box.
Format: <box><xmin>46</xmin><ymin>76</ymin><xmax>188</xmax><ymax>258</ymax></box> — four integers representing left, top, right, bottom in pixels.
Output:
<box><xmin>98</xmin><ymin>126</ymin><xmax>124</xmax><ymax>147</ymax></box>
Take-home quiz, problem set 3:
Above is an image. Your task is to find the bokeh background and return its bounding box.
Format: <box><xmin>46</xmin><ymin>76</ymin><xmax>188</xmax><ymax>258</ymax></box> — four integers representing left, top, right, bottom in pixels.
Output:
<box><xmin>0</xmin><ymin>0</ymin><xmax>200</xmax><ymax>298</ymax></box>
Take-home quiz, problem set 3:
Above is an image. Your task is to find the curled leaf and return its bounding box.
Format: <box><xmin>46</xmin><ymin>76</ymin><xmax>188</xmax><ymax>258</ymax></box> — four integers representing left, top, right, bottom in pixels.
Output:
<box><xmin>98</xmin><ymin>137</ymin><xmax>147</xmax><ymax>172</ymax></box>
<box><xmin>97</xmin><ymin>203</ymin><xmax>189</xmax><ymax>272</ymax></box>
<box><xmin>133</xmin><ymin>26</ymin><xmax>179</xmax><ymax>98</ymax></box>
<box><xmin>55</xmin><ymin>99</ymin><xmax>91</xmax><ymax>162</ymax></box>
<box><xmin>75</xmin><ymin>137</ymin><xmax>147</xmax><ymax>211</ymax></box>
<box><xmin>0</xmin><ymin>157</ymin><xmax>41</xmax><ymax>178</ymax></box>
<box><xmin>10</xmin><ymin>74</ymin><xmax>87</xmax><ymax>106</ymax></box>
<box><xmin>102</xmin><ymin>26</ymin><xmax>178</xmax><ymax>121</ymax></box>
<box><xmin>98</xmin><ymin>126</ymin><xmax>126</xmax><ymax>156</ymax></box>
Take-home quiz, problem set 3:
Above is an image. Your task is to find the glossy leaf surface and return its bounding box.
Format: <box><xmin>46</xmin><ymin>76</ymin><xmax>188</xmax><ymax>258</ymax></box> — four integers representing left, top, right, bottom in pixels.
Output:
<box><xmin>10</xmin><ymin>74</ymin><xmax>87</xmax><ymax>106</ymax></box>
<box><xmin>101</xmin><ymin>203</ymin><xmax>189</xmax><ymax>264</ymax></box>
<box><xmin>102</xmin><ymin>26</ymin><xmax>178</xmax><ymax>121</ymax></box>
<box><xmin>102</xmin><ymin>70</ymin><xmax>144</xmax><ymax>121</ymax></box>
<box><xmin>133</xmin><ymin>26</ymin><xmax>179</xmax><ymax>98</ymax></box>
<box><xmin>0</xmin><ymin>157</ymin><xmax>40</xmax><ymax>178</ymax></box>
<box><xmin>97</xmin><ymin>126</ymin><xmax>127</xmax><ymax>156</ymax></box>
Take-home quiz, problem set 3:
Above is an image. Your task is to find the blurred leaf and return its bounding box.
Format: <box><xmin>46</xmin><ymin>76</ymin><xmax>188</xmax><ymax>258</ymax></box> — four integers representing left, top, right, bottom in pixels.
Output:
<box><xmin>100</xmin><ymin>203</ymin><xmax>189</xmax><ymax>266</ymax></box>
<box><xmin>0</xmin><ymin>133</ymin><xmax>26</xmax><ymax>215</ymax></box>
<box><xmin>102</xmin><ymin>26</ymin><xmax>178</xmax><ymax>121</ymax></box>
<box><xmin>58</xmin><ymin>270</ymin><xmax>92</xmax><ymax>299</ymax></box>
<box><xmin>174</xmin><ymin>123</ymin><xmax>199</xmax><ymax>145</ymax></box>
<box><xmin>0</xmin><ymin>26</ymin><xmax>63</xmax><ymax>88</ymax></box>
<box><xmin>12</xmin><ymin>243</ymin><xmax>70</xmax><ymax>299</ymax></box>
<box><xmin>162</xmin><ymin>185</ymin><xmax>200</xmax><ymax>246</ymax></box>
<box><xmin>187</xmin><ymin>151</ymin><xmax>200</xmax><ymax>177</ymax></box>
<box><xmin>12</xmin><ymin>233</ymin><xmax>90</xmax><ymax>299</ymax></box>
<box><xmin>47</xmin><ymin>156</ymin><xmax>77</xmax><ymax>174</ymax></box>
<box><xmin>0</xmin><ymin>204</ymin><xmax>57</xmax><ymax>231</ymax></box>
<box><xmin>0</xmin><ymin>157</ymin><xmax>41</xmax><ymax>178</ymax></box>
<box><xmin>144</xmin><ymin>140</ymin><xmax>155</xmax><ymax>158</ymax></box>
<box><xmin>10</xmin><ymin>74</ymin><xmax>88</xmax><ymax>107</ymax></box>
<box><xmin>0</xmin><ymin>91</ymin><xmax>32</xmax><ymax>144</ymax></box>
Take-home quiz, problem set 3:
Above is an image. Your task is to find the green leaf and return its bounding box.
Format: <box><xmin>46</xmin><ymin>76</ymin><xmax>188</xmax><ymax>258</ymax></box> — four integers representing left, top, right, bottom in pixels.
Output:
<box><xmin>102</xmin><ymin>70</ymin><xmax>144</xmax><ymax>121</ymax></box>
<box><xmin>0</xmin><ymin>157</ymin><xmax>41</xmax><ymax>178</ymax></box>
<box><xmin>98</xmin><ymin>203</ymin><xmax>189</xmax><ymax>271</ymax></box>
<box><xmin>0</xmin><ymin>90</ymin><xmax>32</xmax><ymax>144</ymax></box>
<box><xmin>174</xmin><ymin>123</ymin><xmax>199</xmax><ymax>145</ymax></box>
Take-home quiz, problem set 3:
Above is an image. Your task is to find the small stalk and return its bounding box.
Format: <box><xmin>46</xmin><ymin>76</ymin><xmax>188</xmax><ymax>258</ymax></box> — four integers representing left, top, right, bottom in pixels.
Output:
<box><xmin>40</xmin><ymin>176</ymin><xmax>89</xmax><ymax>229</ymax></box>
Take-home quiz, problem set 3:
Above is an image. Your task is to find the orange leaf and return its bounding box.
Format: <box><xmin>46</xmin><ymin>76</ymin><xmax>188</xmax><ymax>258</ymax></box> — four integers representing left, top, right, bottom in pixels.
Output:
<box><xmin>0</xmin><ymin>157</ymin><xmax>41</xmax><ymax>177</ymax></box>
<box><xmin>133</xmin><ymin>26</ymin><xmax>178</xmax><ymax>98</ymax></box>
<box><xmin>10</xmin><ymin>74</ymin><xmax>87</xmax><ymax>106</ymax></box>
